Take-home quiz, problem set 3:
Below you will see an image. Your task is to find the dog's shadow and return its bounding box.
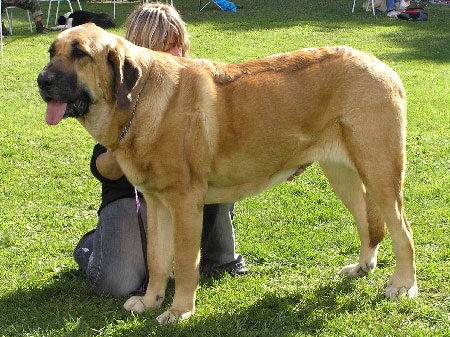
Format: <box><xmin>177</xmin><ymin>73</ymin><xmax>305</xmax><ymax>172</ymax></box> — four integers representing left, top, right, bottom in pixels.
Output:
<box><xmin>0</xmin><ymin>269</ymin><xmax>383</xmax><ymax>336</ymax></box>
<box><xmin>193</xmin><ymin>274</ymin><xmax>384</xmax><ymax>336</ymax></box>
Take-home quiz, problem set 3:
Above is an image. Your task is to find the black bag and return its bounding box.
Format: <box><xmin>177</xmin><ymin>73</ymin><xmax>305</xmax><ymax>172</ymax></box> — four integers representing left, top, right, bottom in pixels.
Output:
<box><xmin>397</xmin><ymin>9</ymin><xmax>428</xmax><ymax>21</ymax></box>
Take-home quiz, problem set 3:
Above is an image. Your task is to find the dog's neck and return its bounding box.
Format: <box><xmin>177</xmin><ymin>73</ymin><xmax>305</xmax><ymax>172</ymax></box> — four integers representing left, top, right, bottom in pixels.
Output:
<box><xmin>116</xmin><ymin>72</ymin><xmax>149</xmax><ymax>146</ymax></box>
<box><xmin>118</xmin><ymin>89</ymin><xmax>141</xmax><ymax>142</ymax></box>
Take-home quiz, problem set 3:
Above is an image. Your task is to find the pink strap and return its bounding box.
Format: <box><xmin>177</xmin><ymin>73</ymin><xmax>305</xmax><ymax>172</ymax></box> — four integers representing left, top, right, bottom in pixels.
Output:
<box><xmin>134</xmin><ymin>187</ymin><xmax>141</xmax><ymax>213</ymax></box>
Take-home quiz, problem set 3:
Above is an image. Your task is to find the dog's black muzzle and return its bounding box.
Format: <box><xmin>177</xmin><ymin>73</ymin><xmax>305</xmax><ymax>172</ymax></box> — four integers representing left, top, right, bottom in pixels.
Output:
<box><xmin>37</xmin><ymin>72</ymin><xmax>57</xmax><ymax>94</ymax></box>
<box><xmin>37</xmin><ymin>65</ymin><xmax>91</xmax><ymax>118</ymax></box>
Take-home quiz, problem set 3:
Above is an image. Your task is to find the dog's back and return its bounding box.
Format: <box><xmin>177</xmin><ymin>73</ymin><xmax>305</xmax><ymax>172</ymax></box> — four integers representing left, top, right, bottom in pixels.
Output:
<box><xmin>70</xmin><ymin>11</ymin><xmax>115</xmax><ymax>29</ymax></box>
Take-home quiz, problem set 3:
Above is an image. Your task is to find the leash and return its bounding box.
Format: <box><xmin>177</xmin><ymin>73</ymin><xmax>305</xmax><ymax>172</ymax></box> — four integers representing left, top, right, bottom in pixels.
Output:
<box><xmin>120</xmin><ymin>75</ymin><xmax>150</xmax><ymax>293</ymax></box>
<box><xmin>134</xmin><ymin>187</ymin><xmax>149</xmax><ymax>293</ymax></box>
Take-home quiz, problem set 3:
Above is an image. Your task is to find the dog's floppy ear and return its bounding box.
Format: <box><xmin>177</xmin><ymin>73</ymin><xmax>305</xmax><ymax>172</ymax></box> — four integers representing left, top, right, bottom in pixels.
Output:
<box><xmin>108</xmin><ymin>45</ymin><xmax>141</xmax><ymax>110</ymax></box>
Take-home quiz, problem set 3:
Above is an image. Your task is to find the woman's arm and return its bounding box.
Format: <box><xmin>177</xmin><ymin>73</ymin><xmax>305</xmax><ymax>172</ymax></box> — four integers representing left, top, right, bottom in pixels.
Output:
<box><xmin>95</xmin><ymin>150</ymin><xmax>124</xmax><ymax>181</ymax></box>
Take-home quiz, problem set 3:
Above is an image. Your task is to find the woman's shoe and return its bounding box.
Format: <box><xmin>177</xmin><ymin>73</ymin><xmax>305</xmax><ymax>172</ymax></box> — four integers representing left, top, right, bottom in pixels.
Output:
<box><xmin>387</xmin><ymin>10</ymin><xmax>400</xmax><ymax>17</ymax></box>
<box><xmin>201</xmin><ymin>254</ymin><xmax>249</xmax><ymax>276</ymax></box>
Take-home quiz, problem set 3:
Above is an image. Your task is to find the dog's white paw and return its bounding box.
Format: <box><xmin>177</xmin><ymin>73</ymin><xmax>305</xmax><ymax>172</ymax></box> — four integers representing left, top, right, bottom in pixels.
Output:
<box><xmin>156</xmin><ymin>310</ymin><xmax>178</xmax><ymax>325</ymax></box>
<box><xmin>123</xmin><ymin>296</ymin><xmax>147</xmax><ymax>313</ymax></box>
<box><xmin>124</xmin><ymin>293</ymin><xmax>165</xmax><ymax>313</ymax></box>
<box><xmin>339</xmin><ymin>261</ymin><xmax>375</xmax><ymax>277</ymax></box>
<box><xmin>156</xmin><ymin>310</ymin><xmax>192</xmax><ymax>325</ymax></box>
<box><xmin>385</xmin><ymin>276</ymin><xmax>418</xmax><ymax>301</ymax></box>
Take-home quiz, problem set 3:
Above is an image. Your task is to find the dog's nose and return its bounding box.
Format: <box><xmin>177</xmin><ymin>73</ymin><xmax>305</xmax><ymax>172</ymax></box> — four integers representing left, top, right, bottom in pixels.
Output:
<box><xmin>37</xmin><ymin>72</ymin><xmax>56</xmax><ymax>89</ymax></box>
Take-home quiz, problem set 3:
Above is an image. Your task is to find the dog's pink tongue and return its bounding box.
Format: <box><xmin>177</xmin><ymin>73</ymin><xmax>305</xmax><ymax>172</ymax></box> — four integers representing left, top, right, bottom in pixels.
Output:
<box><xmin>46</xmin><ymin>102</ymin><xmax>67</xmax><ymax>125</ymax></box>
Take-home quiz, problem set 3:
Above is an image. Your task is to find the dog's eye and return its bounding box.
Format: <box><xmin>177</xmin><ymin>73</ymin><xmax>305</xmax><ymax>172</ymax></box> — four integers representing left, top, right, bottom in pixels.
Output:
<box><xmin>72</xmin><ymin>48</ymin><xmax>87</xmax><ymax>59</ymax></box>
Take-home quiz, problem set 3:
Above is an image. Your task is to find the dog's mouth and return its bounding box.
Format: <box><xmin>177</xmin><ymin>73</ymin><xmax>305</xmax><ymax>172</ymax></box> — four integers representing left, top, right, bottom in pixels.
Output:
<box><xmin>45</xmin><ymin>91</ymin><xmax>91</xmax><ymax>125</ymax></box>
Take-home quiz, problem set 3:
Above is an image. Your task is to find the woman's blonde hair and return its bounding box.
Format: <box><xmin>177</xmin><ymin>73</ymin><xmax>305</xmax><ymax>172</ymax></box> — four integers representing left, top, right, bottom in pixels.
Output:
<box><xmin>126</xmin><ymin>2</ymin><xmax>190</xmax><ymax>57</ymax></box>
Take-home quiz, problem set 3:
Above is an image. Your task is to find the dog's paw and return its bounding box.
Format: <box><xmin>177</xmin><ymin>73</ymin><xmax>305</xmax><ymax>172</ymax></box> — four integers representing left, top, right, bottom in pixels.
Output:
<box><xmin>339</xmin><ymin>261</ymin><xmax>375</xmax><ymax>277</ymax></box>
<box><xmin>156</xmin><ymin>309</ymin><xmax>192</xmax><ymax>325</ymax></box>
<box><xmin>123</xmin><ymin>296</ymin><xmax>147</xmax><ymax>313</ymax></box>
<box><xmin>124</xmin><ymin>294</ymin><xmax>165</xmax><ymax>313</ymax></box>
<box><xmin>385</xmin><ymin>275</ymin><xmax>418</xmax><ymax>301</ymax></box>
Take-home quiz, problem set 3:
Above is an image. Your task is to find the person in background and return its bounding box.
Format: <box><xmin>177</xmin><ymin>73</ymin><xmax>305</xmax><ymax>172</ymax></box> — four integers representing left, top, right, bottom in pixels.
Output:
<box><xmin>1</xmin><ymin>0</ymin><xmax>47</xmax><ymax>35</ymax></box>
<box><xmin>73</xmin><ymin>2</ymin><xmax>248</xmax><ymax>297</ymax></box>
<box><xmin>386</xmin><ymin>0</ymin><xmax>409</xmax><ymax>17</ymax></box>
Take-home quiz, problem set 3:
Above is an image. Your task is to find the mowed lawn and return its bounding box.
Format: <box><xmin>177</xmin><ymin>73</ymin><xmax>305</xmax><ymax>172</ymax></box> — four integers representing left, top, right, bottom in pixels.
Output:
<box><xmin>0</xmin><ymin>0</ymin><xmax>449</xmax><ymax>336</ymax></box>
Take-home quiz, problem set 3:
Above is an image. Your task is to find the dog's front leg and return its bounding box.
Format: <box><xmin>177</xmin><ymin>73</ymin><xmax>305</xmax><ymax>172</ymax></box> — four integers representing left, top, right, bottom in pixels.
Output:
<box><xmin>124</xmin><ymin>194</ymin><xmax>173</xmax><ymax>313</ymax></box>
<box><xmin>155</xmin><ymin>191</ymin><xmax>204</xmax><ymax>325</ymax></box>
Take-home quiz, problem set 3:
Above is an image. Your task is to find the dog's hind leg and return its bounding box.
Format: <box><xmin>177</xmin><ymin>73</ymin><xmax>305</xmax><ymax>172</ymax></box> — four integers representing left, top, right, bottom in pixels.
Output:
<box><xmin>320</xmin><ymin>161</ymin><xmax>385</xmax><ymax>277</ymax></box>
<box><xmin>337</xmin><ymin>111</ymin><xmax>417</xmax><ymax>300</ymax></box>
<box><xmin>356</xmin><ymin>161</ymin><xmax>417</xmax><ymax>300</ymax></box>
<box><xmin>124</xmin><ymin>194</ymin><xmax>174</xmax><ymax>313</ymax></box>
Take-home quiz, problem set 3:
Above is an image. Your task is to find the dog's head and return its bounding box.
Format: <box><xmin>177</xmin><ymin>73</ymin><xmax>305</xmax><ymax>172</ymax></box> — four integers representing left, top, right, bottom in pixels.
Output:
<box><xmin>57</xmin><ymin>12</ymin><xmax>71</xmax><ymax>26</ymax></box>
<box><xmin>37</xmin><ymin>23</ymin><xmax>142</xmax><ymax>127</ymax></box>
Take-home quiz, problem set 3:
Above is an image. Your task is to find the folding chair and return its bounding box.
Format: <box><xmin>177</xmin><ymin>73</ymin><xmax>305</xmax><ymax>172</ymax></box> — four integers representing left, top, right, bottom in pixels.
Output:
<box><xmin>5</xmin><ymin>6</ymin><xmax>33</xmax><ymax>35</ymax></box>
<box><xmin>198</xmin><ymin>0</ymin><xmax>223</xmax><ymax>11</ymax></box>
<box><xmin>352</xmin><ymin>0</ymin><xmax>376</xmax><ymax>16</ymax></box>
<box><xmin>46</xmin><ymin>0</ymin><xmax>82</xmax><ymax>27</ymax></box>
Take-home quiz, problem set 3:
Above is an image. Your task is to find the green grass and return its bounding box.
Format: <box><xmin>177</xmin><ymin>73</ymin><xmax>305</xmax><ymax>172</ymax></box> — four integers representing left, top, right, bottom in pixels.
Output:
<box><xmin>1</xmin><ymin>0</ymin><xmax>449</xmax><ymax>335</ymax></box>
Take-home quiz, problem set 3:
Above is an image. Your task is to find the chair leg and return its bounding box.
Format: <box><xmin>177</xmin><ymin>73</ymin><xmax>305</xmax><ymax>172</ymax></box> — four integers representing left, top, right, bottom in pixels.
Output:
<box><xmin>67</xmin><ymin>1</ymin><xmax>74</xmax><ymax>14</ymax></box>
<box><xmin>355</xmin><ymin>0</ymin><xmax>376</xmax><ymax>15</ymax></box>
<box><xmin>46</xmin><ymin>1</ymin><xmax>53</xmax><ymax>27</ymax></box>
<box><xmin>26</xmin><ymin>10</ymin><xmax>32</xmax><ymax>32</ymax></box>
<box><xmin>365</xmin><ymin>0</ymin><xmax>376</xmax><ymax>15</ymax></box>
<box><xmin>54</xmin><ymin>0</ymin><xmax>60</xmax><ymax>25</ymax></box>
<box><xmin>76</xmin><ymin>0</ymin><xmax>82</xmax><ymax>11</ymax></box>
<box><xmin>6</xmin><ymin>8</ymin><xmax>12</xmax><ymax>35</ymax></box>
<box><xmin>215</xmin><ymin>1</ymin><xmax>225</xmax><ymax>10</ymax></box>
<box><xmin>5</xmin><ymin>7</ymin><xmax>34</xmax><ymax>33</ymax></box>
<box><xmin>199</xmin><ymin>0</ymin><xmax>213</xmax><ymax>11</ymax></box>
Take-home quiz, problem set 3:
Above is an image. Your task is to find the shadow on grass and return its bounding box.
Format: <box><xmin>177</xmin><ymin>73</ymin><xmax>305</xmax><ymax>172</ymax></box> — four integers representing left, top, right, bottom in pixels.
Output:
<box><xmin>187</xmin><ymin>274</ymin><xmax>385</xmax><ymax>336</ymax></box>
<box><xmin>0</xmin><ymin>270</ymin><xmax>118</xmax><ymax>335</ymax></box>
<box><xmin>0</xmin><ymin>269</ymin><xmax>381</xmax><ymax>336</ymax></box>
